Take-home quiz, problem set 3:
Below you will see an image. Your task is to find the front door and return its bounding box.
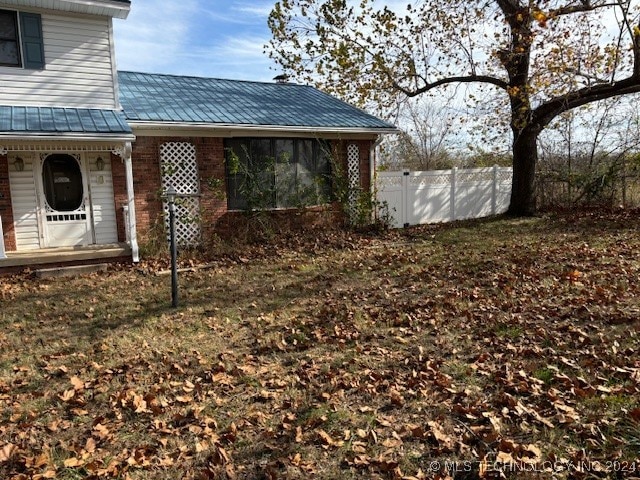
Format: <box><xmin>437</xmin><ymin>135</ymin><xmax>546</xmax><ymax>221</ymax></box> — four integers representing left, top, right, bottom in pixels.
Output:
<box><xmin>37</xmin><ymin>153</ymin><xmax>93</xmax><ymax>247</ymax></box>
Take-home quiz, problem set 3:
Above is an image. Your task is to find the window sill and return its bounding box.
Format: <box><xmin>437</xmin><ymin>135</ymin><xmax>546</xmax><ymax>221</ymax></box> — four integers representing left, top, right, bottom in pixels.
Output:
<box><xmin>226</xmin><ymin>203</ymin><xmax>334</xmax><ymax>213</ymax></box>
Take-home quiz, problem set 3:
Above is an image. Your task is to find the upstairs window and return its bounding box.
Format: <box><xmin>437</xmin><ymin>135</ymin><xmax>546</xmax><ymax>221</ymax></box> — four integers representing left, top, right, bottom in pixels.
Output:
<box><xmin>0</xmin><ymin>10</ymin><xmax>20</xmax><ymax>67</ymax></box>
<box><xmin>225</xmin><ymin>138</ymin><xmax>333</xmax><ymax>210</ymax></box>
<box><xmin>0</xmin><ymin>9</ymin><xmax>44</xmax><ymax>69</ymax></box>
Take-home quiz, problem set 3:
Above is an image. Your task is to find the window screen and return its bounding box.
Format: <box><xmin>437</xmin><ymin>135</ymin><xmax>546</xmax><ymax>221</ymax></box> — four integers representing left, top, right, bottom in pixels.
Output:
<box><xmin>42</xmin><ymin>154</ymin><xmax>84</xmax><ymax>212</ymax></box>
<box><xmin>225</xmin><ymin>138</ymin><xmax>332</xmax><ymax>210</ymax></box>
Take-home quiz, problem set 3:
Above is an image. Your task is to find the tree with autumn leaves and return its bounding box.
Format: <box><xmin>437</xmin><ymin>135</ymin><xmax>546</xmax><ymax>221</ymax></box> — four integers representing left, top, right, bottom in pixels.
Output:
<box><xmin>268</xmin><ymin>0</ymin><xmax>640</xmax><ymax>215</ymax></box>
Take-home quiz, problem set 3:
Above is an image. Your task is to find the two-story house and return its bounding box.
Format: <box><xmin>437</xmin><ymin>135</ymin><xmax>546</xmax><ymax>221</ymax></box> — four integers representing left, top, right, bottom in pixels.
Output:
<box><xmin>0</xmin><ymin>0</ymin><xmax>395</xmax><ymax>273</ymax></box>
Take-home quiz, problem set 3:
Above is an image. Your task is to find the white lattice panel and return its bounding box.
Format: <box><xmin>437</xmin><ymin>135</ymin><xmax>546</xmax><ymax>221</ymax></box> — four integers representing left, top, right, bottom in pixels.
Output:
<box><xmin>457</xmin><ymin>171</ymin><xmax>493</xmax><ymax>183</ymax></box>
<box><xmin>377</xmin><ymin>175</ymin><xmax>403</xmax><ymax>188</ymax></box>
<box><xmin>410</xmin><ymin>173</ymin><xmax>451</xmax><ymax>186</ymax></box>
<box><xmin>497</xmin><ymin>170</ymin><xmax>513</xmax><ymax>183</ymax></box>
<box><xmin>160</xmin><ymin>142</ymin><xmax>201</xmax><ymax>246</ymax></box>
<box><xmin>160</xmin><ymin>142</ymin><xmax>199</xmax><ymax>194</ymax></box>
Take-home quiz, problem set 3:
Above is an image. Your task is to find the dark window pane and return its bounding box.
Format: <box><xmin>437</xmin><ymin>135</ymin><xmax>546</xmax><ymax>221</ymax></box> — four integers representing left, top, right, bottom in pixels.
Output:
<box><xmin>250</xmin><ymin>139</ymin><xmax>275</xmax><ymax>208</ymax></box>
<box><xmin>42</xmin><ymin>154</ymin><xmax>84</xmax><ymax>212</ymax></box>
<box><xmin>250</xmin><ymin>139</ymin><xmax>271</xmax><ymax>167</ymax></box>
<box><xmin>226</xmin><ymin>174</ymin><xmax>248</xmax><ymax>210</ymax></box>
<box><xmin>316</xmin><ymin>141</ymin><xmax>333</xmax><ymax>200</ymax></box>
<box><xmin>298</xmin><ymin>139</ymin><xmax>314</xmax><ymax>174</ymax></box>
<box><xmin>316</xmin><ymin>140</ymin><xmax>331</xmax><ymax>174</ymax></box>
<box><xmin>0</xmin><ymin>11</ymin><xmax>17</xmax><ymax>39</ymax></box>
<box><xmin>276</xmin><ymin>139</ymin><xmax>295</xmax><ymax>207</ymax></box>
<box><xmin>0</xmin><ymin>10</ymin><xmax>19</xmax><ymax>66</ymax></box>
<box><xmin>0</xmin><ymin>40</ymin><xmax>19</xmax><ymax>65</ymax></box>
<box><xmin>225</xmin><ymin>139</ymin><xmax>250</xmax><ymax>210</ymax></box>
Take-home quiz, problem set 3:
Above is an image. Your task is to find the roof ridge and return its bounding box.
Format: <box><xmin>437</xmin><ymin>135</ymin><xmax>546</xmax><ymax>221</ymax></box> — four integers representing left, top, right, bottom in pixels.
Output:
<box><xmin>117</xmin><ymin>70</ymin><xmax>312</xmax><ymax>88</ymax></box>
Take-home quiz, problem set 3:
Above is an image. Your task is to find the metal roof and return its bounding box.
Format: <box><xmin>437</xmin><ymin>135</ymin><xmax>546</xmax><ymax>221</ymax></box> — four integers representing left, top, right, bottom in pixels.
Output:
<box><xmin>118</xmin><ymin>71</ymin><xmax>396</xmax><ymax>131</ymax></box>
<box><xmin>0</xmin><ymin>106</ymin><xmax>133</xmax><ymax>136</ymax></box>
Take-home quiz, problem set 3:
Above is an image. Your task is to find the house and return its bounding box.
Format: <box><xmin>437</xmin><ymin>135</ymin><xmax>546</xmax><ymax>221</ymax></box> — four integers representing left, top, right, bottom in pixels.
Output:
<box><xmin>0</xmin><ymin>0</ymin><xmax>396</xmax><ymax>273</ymax></box>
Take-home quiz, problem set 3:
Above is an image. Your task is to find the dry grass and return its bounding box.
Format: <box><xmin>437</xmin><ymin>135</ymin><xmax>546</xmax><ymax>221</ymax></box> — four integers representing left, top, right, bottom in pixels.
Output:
<box><xmin>1</xmin><ymin>209</ymin><xmax>639</xmax><ymax>479</ymax></box>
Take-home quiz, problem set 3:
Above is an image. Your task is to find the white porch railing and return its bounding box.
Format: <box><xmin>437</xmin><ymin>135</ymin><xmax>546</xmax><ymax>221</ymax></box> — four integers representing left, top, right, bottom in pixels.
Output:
<box><xmin>376</xmin><ymin>166</ymin><xmax>513</xmax><ymax>229</ymax></box>
<box><xmin>0</xmin><ymin>214</ymin><xmax>7</xmax><ymax>259</ymax></box>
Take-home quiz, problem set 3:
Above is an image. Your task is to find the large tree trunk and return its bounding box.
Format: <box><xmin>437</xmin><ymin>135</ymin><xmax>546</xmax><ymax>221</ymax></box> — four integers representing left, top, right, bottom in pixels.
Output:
<box><xmin>507</xmin><ymin>128</ymin><xmax>539</xmax><ymax>216</ymax></box>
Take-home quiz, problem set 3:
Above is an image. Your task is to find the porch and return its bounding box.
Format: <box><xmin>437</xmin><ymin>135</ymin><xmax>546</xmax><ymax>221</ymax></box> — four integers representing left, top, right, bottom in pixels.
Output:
<box><xmin>0</xmin><ymin>242</ymin><xmax>132</xmax><ymax>272</ymax></box>
<box><xmin>0</xmin><ymin>139</ymin><xmax>139</xmax><ymax>268</ymax></box>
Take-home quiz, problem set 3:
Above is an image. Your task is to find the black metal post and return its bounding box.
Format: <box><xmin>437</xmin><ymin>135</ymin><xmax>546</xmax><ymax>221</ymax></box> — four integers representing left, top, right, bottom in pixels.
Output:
<box><xmin>167</xmin><ymin>187</ymin><xmax>179</xmax><ymax>308</ymax></box>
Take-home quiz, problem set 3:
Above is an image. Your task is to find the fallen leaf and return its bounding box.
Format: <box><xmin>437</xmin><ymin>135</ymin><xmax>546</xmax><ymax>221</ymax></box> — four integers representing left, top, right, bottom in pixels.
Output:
<box><xmin>63</xmin><ymin>457</ymin><xmax>84</xmax><ymax>468</ymax></box>
<box><xmin>70</xmin><ymin>376</ymin><xmax>85</xmax><ymax>391</ymax></box>
<box><xmin>0</xmin><ymin>443</ymin><xmax>19</xmax><ymax>462</ymax></box>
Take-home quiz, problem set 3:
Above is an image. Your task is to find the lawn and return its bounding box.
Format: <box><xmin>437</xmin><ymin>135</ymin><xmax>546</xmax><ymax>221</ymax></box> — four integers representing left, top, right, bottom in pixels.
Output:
<box><xmin>1</xmin><ymin>210</ymin><xmax>639</xmax><ymax>479</ymax></box>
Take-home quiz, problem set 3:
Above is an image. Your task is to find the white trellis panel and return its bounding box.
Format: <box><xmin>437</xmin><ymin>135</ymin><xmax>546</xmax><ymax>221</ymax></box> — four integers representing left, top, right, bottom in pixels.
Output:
<box><xmin>160</xmin><ymin>142</ymin><xmax>201</xmax><ymax>246</ymax></box>
<box><xmin>347</xmin><ymin>144</ymin><xmax>360</xmax><ymax>221</ymax></box>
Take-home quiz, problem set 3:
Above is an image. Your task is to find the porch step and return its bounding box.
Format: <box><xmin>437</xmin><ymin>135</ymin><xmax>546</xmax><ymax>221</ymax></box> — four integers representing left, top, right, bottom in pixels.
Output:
<box><xmin>0</xmin><ymin>243</ymin><xmax>131</xmax><ymax>269</ymax></box>
<box><xmin>35</xmin><ymin>263</ymin><xmax>110</xmax><ymax>279</ymax></box>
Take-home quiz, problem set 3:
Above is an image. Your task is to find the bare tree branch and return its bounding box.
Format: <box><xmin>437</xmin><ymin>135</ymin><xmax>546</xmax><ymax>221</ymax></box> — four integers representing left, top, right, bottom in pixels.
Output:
<box><xmin>390</xmin><ymin>75</ymin><xmax>510</xmax><ymax>98</ymax></box>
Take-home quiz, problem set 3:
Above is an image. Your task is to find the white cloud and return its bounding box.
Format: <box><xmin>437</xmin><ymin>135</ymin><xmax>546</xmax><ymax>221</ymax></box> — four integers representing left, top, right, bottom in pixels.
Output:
<box><xmin>232</xmin><ymin>2</ymin><xmax>274</xmax><ymax>17</ymax></box>
<box><xmin>113</xmin><ymin>0</ymin><xmax>201</xmax><ymax>74</ymax></box>
<box><xmin>181</xmin><ymin>34</ymin><xmax>276</xmax><ymax>81</ymax></box>
<box><xmin>113</xmin><ymin>0</ymin><xmax>277</xmax><ymax>80</ymax></box>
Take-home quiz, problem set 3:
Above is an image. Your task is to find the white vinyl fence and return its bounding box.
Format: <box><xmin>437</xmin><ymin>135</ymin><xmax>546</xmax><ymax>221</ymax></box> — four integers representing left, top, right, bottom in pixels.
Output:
<box><xmin>376</xmin><ymin>166</ymin><xmax>513</xmax><ymax>228</ymax></box>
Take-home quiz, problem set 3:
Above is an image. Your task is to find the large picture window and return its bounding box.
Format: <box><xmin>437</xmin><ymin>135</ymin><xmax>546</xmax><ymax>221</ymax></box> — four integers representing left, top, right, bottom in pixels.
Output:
<box><xmin>225</xmin><ymin>138</ymin><xmax>332</xmax><ymax>210</ymax></box>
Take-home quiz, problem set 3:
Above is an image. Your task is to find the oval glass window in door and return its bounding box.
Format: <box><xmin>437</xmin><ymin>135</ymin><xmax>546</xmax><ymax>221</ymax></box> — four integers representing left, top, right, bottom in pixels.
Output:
<box><xmin>42</xmin><ymin>154</ymin><xmax>84</xmax><ymax>212</ymax></box>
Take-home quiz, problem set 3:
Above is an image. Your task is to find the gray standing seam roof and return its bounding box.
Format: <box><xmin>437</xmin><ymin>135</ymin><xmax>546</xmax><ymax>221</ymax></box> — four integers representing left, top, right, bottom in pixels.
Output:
<box><xmin>0</xmin><ymin>106</ymin><xmax>133</xmax><ymax>135</ymax></box>
<box><xmin>117</xmin><ymin>71</ymin><xmax>395</xmax><ymax>130</ymax></box>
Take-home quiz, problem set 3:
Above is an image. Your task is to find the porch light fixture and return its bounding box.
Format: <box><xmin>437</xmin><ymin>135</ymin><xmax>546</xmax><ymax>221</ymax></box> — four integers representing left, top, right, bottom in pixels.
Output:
<box><xmin>165</xmin><ymin>185</ymin><xmax>177</xmax><ymax>204</ymax></box>
<box><xmin>96</xmin><ymin>157</ymin><xmax>105</xmax><ymax>171</ymax></box>
<box><xmin>13</xmin><ymin>157</ymin><xmax>24</xmax><ymax>172</ymax></box>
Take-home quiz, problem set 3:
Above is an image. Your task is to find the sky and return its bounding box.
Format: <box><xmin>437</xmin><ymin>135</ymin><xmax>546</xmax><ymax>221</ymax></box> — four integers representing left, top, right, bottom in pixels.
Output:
<box><xmin>113</xmin><ymin>0</ymin><xmax>279</xmax><ymax>82</ymax></box>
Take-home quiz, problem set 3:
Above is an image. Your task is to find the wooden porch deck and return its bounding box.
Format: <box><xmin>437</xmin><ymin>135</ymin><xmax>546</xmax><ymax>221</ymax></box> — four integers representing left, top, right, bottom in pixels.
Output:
<box><xmin>0</xmin><ymin>243</ymin><xmax>132</xmax><ymax>271</ymax></box>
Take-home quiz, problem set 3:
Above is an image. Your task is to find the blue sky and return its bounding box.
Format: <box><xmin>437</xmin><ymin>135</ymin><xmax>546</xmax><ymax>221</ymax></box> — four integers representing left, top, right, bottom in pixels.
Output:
<box><xmin>113</xmin><ymin>0</ymin><xmax>279</xmax><ymax>82</ymax></box>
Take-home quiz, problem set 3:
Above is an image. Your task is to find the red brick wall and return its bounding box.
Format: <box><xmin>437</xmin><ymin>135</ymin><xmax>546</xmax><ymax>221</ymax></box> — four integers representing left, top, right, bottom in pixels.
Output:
<box><xmin>0</xmin><ymin>154</ymin><xmax>16</xmax><ymax>251</ymax></box>
<box><xmin>121</xmin><ymin>136</ymin><xmax>376</xmax><ymax>245</ymax></box>
<box><xmin>194</xmin><ymin>137</ymin><xmax>228</xmax><ymax>240</ymax></box>
<box><xmin>114</xmin><ymin>137</ymin><xmax>227</xmax><ymax>244</ymax></box>
<box><xmin>332</xmin><ymin>139</ymin><xmax>374</xmax><ymax>191</ymax></box>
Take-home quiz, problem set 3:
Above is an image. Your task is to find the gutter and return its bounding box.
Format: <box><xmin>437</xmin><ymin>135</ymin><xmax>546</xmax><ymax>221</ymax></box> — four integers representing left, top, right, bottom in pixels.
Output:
<box><xmin>0</xmin><ymin>0</ymin><xmax>131</xmax><ymax>19</ymax></box>
<box><xmin>127</xmin><ymin>121</ymin><xmax>399</xmax><ymax>136</ymax></box>
<box><xmin>0</xmin><ymin>133</ymin><xmax>136</xmax><ymax>142</ymax></box>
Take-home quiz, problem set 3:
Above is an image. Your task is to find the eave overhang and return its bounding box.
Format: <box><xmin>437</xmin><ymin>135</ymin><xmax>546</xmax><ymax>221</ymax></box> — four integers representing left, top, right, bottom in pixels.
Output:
<box><xmin>0</xmin><ymin>132</ymin><xmax>135</xmax><ymax>142</ymax></box>
<box><xmin>127</xmin><ymin>121</ymin><xmax>399</xmax><ymax>139</ymax></box>
<box><xmin>0</xmin><ymin>0</ymin><xmax>131</xmax><ymax>19</ymax></box>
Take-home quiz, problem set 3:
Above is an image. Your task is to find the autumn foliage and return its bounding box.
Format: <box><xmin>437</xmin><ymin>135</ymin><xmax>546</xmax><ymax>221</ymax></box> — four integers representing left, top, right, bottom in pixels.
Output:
<box><xmin>1</xmin><ymin>210</ymin><xmax>639</xmax><ymax>479</ymax></box>
<box><xmin>268</xmin><ymin>1</ymin><xmax>640</xmax><ymax>216</ymax></box>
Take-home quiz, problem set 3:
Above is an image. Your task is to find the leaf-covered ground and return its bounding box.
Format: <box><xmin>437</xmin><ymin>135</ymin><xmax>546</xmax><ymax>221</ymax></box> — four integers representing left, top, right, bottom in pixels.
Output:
<box><xmin>1</xmin><ymin>210</ymin><xmax>639</xmax><ymax>480</ymax></box>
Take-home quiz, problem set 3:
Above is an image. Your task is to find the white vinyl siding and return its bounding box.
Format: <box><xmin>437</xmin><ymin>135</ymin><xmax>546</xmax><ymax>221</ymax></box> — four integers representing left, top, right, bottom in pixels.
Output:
<box><xmin>89</xmin><ymin>155</ymin><xmax>117</xmax><ymax>244</ymax></box>
<box><xmin>8</xmin><ymin>155</ymin><xmax>41</xmax><ymax>250</ymax></box>
<box><xmin>0</xmin><ymin>12</ymin><xmax>117</xmax><ymax>108</ymax></box>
